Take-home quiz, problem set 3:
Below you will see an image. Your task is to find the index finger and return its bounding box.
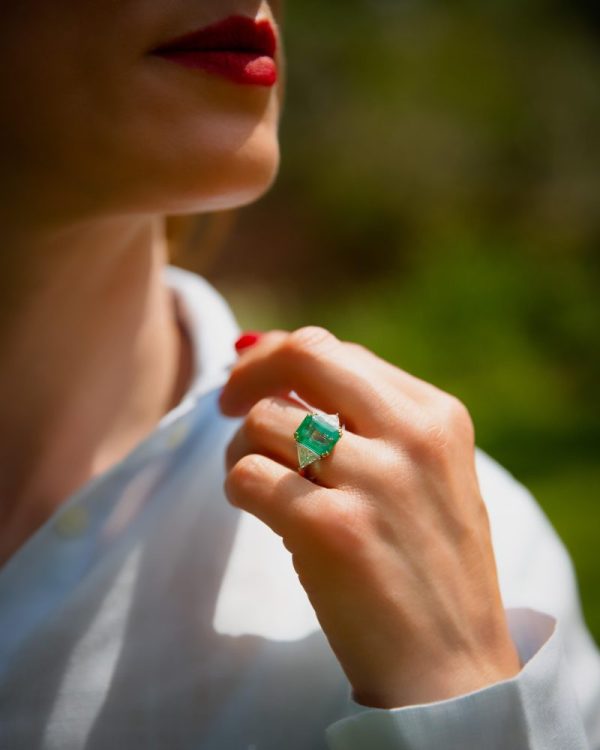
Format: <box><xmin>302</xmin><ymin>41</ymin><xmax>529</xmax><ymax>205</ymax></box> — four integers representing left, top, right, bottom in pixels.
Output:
<box><xmin>219</xmin><ymin>326</ymin><xmax>400</xmax><ymax>437</ymax></box>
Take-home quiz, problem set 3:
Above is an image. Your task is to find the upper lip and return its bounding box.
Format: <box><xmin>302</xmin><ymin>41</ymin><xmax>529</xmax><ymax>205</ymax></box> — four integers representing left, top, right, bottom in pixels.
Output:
<box><xmin>150</xmin><ymin>14</ymin><xmax>277</xmax><ymax>58</ymax></box>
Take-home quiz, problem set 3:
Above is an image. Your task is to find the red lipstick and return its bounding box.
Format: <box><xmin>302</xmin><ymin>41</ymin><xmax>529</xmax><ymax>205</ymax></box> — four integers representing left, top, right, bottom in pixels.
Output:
<box><xmin>150</xmin><ymin>15</ymin><xmax>278</xmax><ymax>87</ymax></box>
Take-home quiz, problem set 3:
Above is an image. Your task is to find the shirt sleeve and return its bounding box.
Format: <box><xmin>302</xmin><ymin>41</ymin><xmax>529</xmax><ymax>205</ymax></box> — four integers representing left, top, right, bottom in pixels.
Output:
<box><xmin>325</xmin><ymin>608</ymin><xmax>591</xmax><ymax>750</ymax></box>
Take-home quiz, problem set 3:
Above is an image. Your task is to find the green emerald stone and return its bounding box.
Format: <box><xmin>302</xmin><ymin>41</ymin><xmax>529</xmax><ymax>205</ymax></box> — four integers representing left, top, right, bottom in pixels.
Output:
<box><xmin>294</xmin><ymin>412</ymin><xmax>342</xmax><ymax>469</ymax></box>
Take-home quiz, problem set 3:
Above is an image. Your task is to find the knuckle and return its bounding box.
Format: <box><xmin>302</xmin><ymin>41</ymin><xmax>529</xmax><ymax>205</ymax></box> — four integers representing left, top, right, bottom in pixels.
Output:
<box><xmin>440</xmin><ymin>395</ymin><xmax>475</xmax><ymax>442</ymax></box>
<box><xmin>244</xmin><ymin>398</ymin><xmax>276</xmax><ymax>441</ymax></box>
<box><xmin>405</xmin><ymin>413</ymin><xmax>450</xmax><ymax>462</ymax></box>
<box><xmin>226</xmin><ymin>453</ymin><xmax>264</xmax><ymax>489</ymax></box>
<box><xmin>402</xmin><ymin>408</ymin><xmax>432</xmax><ymax>441</ymax></box>
<box><xmin>424</xmin><ymin>420</ymin><xmax>450</xmax><ymax>456</ymax></box>
<box><xmin>284</xmin><ymin>326</ymin><xmax>338</xmax><ymax>359</ymax></box>
<box><xmin>406</xmin><ymin>396</ymin><xmax>475</xmax><ymax>463</ymax></box>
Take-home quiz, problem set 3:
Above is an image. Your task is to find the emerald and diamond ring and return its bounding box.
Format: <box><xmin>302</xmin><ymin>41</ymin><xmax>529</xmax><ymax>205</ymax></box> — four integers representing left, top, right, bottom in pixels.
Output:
<box><xmin>294</xmin><ymin>411</ymin><xmax>344</xmax><ymax>473</ymax></box>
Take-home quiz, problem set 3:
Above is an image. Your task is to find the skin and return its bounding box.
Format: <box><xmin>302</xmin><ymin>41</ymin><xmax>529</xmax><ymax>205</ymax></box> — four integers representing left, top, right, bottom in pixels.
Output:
<box><xmin>0</xmin><ymin>0</ymin><xmax>281</xmax><ymax>565</ymax></box>
<box><xmin>220</xmin><ymin>329</ymin><xmax>521</xmax><ymax>706</ymax></box>
<box><xmin>0</xmin><ymin>0</ymin><xmax>519</xmax><ymax>710</ymax></box>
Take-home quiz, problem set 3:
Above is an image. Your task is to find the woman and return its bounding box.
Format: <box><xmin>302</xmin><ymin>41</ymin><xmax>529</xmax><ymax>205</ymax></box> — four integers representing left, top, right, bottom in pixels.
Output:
<box><xmin>0</xmin><ymin>2</ymin><xmax>598</xmax><ymax>748</ymax></box>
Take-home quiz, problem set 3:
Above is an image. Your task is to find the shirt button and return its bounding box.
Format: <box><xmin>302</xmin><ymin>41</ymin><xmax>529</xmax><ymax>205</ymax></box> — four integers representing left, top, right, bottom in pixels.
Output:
<box><xmin>55</xmin><ymin>506</ymin><xmax>90</xmax><ymax>538</ymax></box>
<box><xmin>166</xmin><ymin>421</ymin><xmax>190</xmax><ymax>450</ymax></box>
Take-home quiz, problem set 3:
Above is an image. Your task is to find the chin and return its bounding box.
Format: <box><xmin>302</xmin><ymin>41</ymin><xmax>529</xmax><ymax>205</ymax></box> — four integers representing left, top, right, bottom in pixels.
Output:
<box><xmin>210</xmin><ymin>147</ymin><xmax>281</xmax><ymax>211</ymax></box>
<box><xmin>158</xmin><ymin>126</ymin><xmax>281</xmax><ymax>215</ymax></box>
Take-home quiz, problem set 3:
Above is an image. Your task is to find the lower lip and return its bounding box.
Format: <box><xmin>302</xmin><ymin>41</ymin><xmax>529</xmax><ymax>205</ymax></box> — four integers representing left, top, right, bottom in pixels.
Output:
<box><xmin>153</xmin><ymin>50</ymin><xmax>277</xmax><ymax>87</ymax></box>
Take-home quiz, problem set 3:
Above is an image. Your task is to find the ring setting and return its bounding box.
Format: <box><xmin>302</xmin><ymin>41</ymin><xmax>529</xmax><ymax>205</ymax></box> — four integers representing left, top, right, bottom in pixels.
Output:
<box><xmin>294</xmin><ymin>411</ymin><xmax>344</xmax><ymax>472</ymax></box>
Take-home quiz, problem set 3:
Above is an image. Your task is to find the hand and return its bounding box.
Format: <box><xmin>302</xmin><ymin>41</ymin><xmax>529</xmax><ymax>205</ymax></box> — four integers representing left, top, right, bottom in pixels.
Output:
<box><xmin>219</xmin><ymin>326</ymin><xmax>521</xmax><ymax>709</ymax></box>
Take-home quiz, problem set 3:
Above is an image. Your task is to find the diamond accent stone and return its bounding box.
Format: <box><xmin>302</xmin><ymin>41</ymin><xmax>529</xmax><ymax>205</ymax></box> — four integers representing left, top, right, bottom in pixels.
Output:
<box><xmin>297</xmin><ymin>443</ymin><xmax>321</xmax><ymax>470</ymax></box>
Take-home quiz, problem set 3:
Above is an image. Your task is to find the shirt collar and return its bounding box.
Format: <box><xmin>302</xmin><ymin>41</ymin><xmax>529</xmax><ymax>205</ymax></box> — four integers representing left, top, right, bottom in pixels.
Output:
<box><xmin>158</xmin><ymin>264</ymin><xmax>242</xmax><ymax>430</ymax></box>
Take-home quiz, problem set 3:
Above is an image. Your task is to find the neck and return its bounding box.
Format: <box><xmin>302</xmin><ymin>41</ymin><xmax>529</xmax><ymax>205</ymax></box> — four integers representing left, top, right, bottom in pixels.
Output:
<box><xmin>0</xmin><ymin>214</ymin><xmax>193</xmax><ymax>564</ymax></box>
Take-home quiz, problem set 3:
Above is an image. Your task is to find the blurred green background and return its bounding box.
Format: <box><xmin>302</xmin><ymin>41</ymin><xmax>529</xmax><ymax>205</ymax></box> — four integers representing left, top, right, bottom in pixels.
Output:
<box><xmin>181</xmin><ymin>1</ymin><xmax>600</xmax><ymax>642</ymax></box>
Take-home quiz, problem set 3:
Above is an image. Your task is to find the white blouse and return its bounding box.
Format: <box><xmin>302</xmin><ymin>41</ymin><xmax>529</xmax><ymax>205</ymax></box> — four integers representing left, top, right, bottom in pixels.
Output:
<box><xmin>0</xmin><ymin>264</ymin><xmax>598</xmax><ymax>749</ymax></box>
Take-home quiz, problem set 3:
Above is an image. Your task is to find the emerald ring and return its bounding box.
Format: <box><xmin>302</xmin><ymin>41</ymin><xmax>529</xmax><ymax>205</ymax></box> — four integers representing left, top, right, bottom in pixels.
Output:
<box><xmin>294</xmin><ymin>411</ymin><xmax>344</xmax><ymax>475</ymax></box>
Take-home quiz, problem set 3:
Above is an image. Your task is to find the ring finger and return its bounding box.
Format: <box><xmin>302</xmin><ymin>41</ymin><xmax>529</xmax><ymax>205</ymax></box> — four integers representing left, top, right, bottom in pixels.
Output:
<box><xmin>225</xmin><ymin>395</ymin><xmax>380</xmax><ymax>492</ymax></box>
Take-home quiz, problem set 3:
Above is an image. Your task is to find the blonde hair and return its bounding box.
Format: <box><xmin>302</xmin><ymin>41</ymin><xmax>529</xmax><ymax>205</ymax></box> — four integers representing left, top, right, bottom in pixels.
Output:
<box><xmin>164</xmin><ymin>212</ymin><xmax>237</xmax><ymax>271</ymax></box>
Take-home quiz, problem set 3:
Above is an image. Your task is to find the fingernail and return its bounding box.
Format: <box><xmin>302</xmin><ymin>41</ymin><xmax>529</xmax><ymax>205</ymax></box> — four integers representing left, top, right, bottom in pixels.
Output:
<box><xmin>234</xmin><ymin>331</ymin><xmax>262</xmax><ymax>353</ymax></box>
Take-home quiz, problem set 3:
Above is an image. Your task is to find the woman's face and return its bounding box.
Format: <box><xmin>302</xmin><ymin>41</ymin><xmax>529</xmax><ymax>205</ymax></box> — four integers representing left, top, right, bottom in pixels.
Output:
<box><xmin>0</xmin><ymin>1</ymin><xmax>282</xmax><ymax>226</ymax></box>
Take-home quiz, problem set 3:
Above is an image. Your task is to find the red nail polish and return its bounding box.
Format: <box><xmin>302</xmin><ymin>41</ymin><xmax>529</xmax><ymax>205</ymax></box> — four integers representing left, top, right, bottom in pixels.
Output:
<box><xmin>234</xmin><ymin>331</ymin><xmax>262</xmax><ymax>353</ymax></box>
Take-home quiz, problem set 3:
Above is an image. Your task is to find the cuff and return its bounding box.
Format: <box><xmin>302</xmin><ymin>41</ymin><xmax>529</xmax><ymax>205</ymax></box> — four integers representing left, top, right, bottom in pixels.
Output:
<box><xmin>326</xmin><ymin>608</ymin><xmax>589</xmax><ymax>750</ymax></box>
